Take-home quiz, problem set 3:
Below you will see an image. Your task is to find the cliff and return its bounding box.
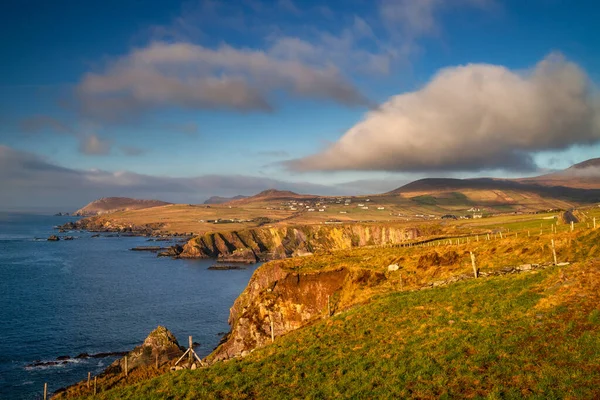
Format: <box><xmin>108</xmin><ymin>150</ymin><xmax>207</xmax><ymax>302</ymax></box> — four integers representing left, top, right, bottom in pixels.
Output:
<box><xmin>74</xmin><ymin>197</ymin><xmax>171</xmax><ymax>216</ymax></box>
<box><xmin>208</xmin><ymin>262</ymin><xmax>386</xmax><ymax>361</ymax></box>
<box><xmin>181</xmin><ymin>224</ymin><xmax>420</xmax><ymax>262</ymax></box>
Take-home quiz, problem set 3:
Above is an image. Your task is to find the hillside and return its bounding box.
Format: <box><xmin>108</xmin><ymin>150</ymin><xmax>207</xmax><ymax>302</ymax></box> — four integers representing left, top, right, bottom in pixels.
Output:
<box><xmin>203</xmin><ymin>195</ymin><xmax>248</xmax><ymax>204</ymax></box>
<box><xmin>390</xmin><ymin>177</ymin><xmax>600</xmax><ymax>210</ymax></box>
<box><xmin>74</xmin><ymin>197</ymin><xmax>171</xmax><ymax>216</ymax></box>
<box><xmin>70</xmin><ymin>221</ymin><xmax>600</xmax><ymax>399</ymax></box>
<box><xmin>230</xmin><ymin>189</ymin><xmax>318</xmax><ymax>205</ymax></box>
<box><xmin>67</xmin><ymin>159</ymin><xmax>600</xmax><ymax>234</ymax></box>
<box><xmin>518</xmin><ymin>157</ymin><xmax>600</xmax><ymax>189</ymax></box>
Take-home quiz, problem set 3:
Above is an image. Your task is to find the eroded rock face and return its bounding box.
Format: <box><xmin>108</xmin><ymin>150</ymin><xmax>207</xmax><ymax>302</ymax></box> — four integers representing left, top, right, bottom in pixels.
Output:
<box><xmin>208</xmin><ymin>263</ymin><xmax>386</xmax><ymax>362</ymax></box>
<box><xmin>181</xmin><ymin>225</ymin><xmax>420</xmax><ymax>262</ymax></box>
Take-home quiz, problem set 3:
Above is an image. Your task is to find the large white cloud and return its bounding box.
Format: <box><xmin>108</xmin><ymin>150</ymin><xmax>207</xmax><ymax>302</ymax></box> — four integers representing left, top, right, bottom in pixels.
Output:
<box><xmin>76</xmin><ymin>41</ymin><xmax>368</xmax><ymax>121</ymax></box>
<box><xmin>286</xmin><ymin>53</ymin><xmax>600</xmax><ymax>173</ymax></box>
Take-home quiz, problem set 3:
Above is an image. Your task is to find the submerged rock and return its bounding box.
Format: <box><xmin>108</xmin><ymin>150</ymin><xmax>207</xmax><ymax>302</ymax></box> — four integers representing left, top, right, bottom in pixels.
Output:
<box><xmin>47</xmin><ymin>235</ymin><xmax>60</xmax><ymax>241</ymax></box>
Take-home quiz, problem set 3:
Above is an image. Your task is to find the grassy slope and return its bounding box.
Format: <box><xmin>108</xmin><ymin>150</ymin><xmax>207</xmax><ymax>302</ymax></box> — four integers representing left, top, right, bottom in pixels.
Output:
<box><xmin>75</xmin><ymin>187</ymin><xmax>592</xmax><ymax>235</ymax></box>
<box><xmin>79</xmin><ymin>233</ymin><xmax>600</xmax><ymax>399</ymax></box>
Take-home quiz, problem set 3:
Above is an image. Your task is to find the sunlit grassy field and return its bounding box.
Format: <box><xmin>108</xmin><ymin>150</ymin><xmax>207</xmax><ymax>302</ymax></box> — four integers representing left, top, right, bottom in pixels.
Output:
<box><xmin>78</xmin><ymin>259</ymin><xmax>600</xmax><ymax>399</ymax></box>
<box><xmin>72</xmin><ymin>217</ymin><xmax>600</xmax><ymax>399</ymax></box>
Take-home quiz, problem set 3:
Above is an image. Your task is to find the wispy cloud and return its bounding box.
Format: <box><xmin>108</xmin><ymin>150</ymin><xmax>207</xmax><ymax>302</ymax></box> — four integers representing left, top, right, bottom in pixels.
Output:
<box><xmin>79</xmin><ymin>134</ymin><xmax>112</xmax><ymax>155</ymax></box>
<box><xmin>19</xmin><ymin>115</ymin><xmax>73</xmax><ymax>135</ymax></box>
<box><xmin>0</xmin><ymin>145</ymin><xmax>367</xmax><ymax>210</ymax></box>
<box><xmin>285</xmin><ymin>53</ymin><xmax>600</xmax><ymax>173</ymax></box>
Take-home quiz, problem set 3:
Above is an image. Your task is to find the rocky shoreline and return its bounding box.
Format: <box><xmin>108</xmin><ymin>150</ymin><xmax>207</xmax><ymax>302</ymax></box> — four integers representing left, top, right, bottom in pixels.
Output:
<box><xmin>57</xmin><ymin>218</ymin><xmax>422</xmax><ymax>264</ymax></box>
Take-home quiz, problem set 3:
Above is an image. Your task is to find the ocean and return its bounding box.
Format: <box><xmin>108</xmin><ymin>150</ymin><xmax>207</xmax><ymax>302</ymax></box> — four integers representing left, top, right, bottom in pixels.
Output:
<box><xmin>0</xmin><ymin>213</ymin><xmax>259</xmax><ymax>399</ymax></box>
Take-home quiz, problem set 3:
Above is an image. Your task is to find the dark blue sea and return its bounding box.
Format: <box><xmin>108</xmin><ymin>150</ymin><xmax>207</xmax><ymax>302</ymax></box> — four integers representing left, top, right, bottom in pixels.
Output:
<box><xmin>0</xmin><ymin>213</ymin><xmax>259</xmax><ymax>399</ymax></box>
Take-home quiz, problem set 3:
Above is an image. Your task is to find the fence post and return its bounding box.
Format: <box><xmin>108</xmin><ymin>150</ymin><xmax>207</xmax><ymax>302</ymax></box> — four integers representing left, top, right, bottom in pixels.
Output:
<box><xmin>87</xmin><ymin>372</ymin><xmax>91</xmax><ymax>389</ymax></box>
<box><xmin>327</xmin><ymin>295</ymin><xmax>331</xmax><ymax>317</ymax></box>
<box><xmin>124</xmin><ymin>355</ymin><xmax>128</xmax><ymax>377</ymax></box>
<box><xmin>270</xmin><ymin>314</ymin><xmax>275</xmax><ymax>343</ymax></box>
<box><xmin>94</xmin><ymin>376</ymin><xmax>97</xmax><ymax>395</ymax></box>
<box><xmin>594</xmin><ymin>217</ymin><xmax>596</xmax><ymax>229</ymax></box>
<box><xmin>551</xmin><ymin>239</ymin><xmax>557</xmax><ymax>265</ymax></box>
<box><xmin>44</xmin><ymin>383</ymin><xmax>47</xmax><ymax>400</ymax></box>
<box><xmin>470</xmin><ymin>252</ymin><xmax>478</xmax><ymax>278</ymax></box>
<box><xmin>571</xmin><ymin>221</ymin><xmax>574</xmax><ymax>232</ymax></box>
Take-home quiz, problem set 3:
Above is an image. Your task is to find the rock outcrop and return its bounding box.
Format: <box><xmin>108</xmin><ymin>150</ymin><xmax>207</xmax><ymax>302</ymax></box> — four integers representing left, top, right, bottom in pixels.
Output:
<box><xmin>181</xmin><ymin>224</ymin><xmax>420</xmax><ymax>262</ymax></box>
<box><xmin>105</xmin><ymin>326</ymin><xmax>184</xmax><ymax>375</ymax></box>
<box><xmin>53</xmin><ymin>326</ymin><xmax>183</xmax><ymax>398</ymax></box>
<box><xmin>208</xmin><ymin>263</ymin><xmax>386</xmax><ymax>362</ymax></box>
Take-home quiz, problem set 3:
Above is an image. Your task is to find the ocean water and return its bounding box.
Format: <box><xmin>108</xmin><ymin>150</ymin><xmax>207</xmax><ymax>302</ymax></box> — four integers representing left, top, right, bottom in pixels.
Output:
<box><xmin>0</xmin><ymin>213</ymin><xmax>259</xmax><ymax>399</ymax></box>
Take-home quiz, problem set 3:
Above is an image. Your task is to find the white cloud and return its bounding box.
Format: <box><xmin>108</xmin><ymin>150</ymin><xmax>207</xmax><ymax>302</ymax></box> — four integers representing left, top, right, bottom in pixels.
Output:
<box><xmin>286</xmin><ymin>53</ymin><xmax>600</xmax><ymax>173</ymax></box>
<box><xmin>76</xmin><ymin>41</ymin><xmax>368</xmax><ymax>121</ymax></box>
<box><xmin>380</xmin><ymin>0</ymin><xmax>496</xmax><ymax>37</ymax></box>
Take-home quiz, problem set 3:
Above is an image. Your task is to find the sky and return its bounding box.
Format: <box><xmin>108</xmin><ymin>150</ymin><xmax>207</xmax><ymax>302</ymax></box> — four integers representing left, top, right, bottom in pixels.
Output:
<box><xmin>1</xmin><ymin>0</ymin><xmax>600</xmax><ymax>211</ymax></box>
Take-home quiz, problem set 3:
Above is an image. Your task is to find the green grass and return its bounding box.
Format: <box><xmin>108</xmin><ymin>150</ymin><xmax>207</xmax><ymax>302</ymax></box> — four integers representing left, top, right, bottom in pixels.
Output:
<box><xmin>81</xmin><ymin>260</ymin><xmax>600</xmax><ymax>399</ymax></box>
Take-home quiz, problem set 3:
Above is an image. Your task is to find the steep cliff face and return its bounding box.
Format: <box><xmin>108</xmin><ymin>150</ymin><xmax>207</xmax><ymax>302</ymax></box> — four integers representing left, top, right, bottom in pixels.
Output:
<box><xmin>208</xmin><ymin>263</ymin><xmax>386</xmax><ymax>361</ymax></box>
<box><xmin>182</xmin><ymin>225</ymin><xmax>420</xmax><ymax>262</ymax></box>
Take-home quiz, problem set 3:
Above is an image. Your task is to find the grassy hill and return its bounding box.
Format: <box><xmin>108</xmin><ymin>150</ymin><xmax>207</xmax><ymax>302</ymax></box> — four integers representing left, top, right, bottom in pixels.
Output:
<box><xmin>74</xmin><ymin>262</ymin><xmax>600</xmax><ymax>399</ymax></box>
<box><xmin>74</xmin><ymin>197</ymin><xmax>171</xmax><ymax>216</ymax></box>
<box><xmin>70</xmin><ymin>160</ymin><xmax>600</xmax><ymax>235</ymax></box>
<box><xmin>71</xmin><ymin>212</ymin><xmax>600</xmax><ymax>399</ymax></box>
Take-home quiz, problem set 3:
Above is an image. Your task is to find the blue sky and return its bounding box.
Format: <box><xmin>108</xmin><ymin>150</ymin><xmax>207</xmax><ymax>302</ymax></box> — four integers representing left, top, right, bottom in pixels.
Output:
<box><xmin>1</xmin><ymin>0</ymin><xmax>600</xmax><ymax>209</ymax></box>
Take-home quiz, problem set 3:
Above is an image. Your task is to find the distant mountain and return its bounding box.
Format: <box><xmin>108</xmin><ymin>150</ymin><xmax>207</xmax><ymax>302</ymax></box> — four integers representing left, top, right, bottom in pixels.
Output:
<box><xmin>517</xmin><ymin>157</ymin><xmax>600</xmax><ymax>189</ymax></box>
<box><xmin>230</xmin><ymin>189</ymin><xmax>318</xmax><ymax>205</ymax></box>
<box><xmin>204</xmin><ymin>195</ymin><xmax>249</xmax><ymax>204</ymax></box>
<box><xmin>74</xmin><ymin>197</ymin><xmax>171</xmax><ymax>216</ymax></box>
<box><xmin>386</xmin><ymin>159</ymin><xmax>600</xmax><ymax>209</ymax></box>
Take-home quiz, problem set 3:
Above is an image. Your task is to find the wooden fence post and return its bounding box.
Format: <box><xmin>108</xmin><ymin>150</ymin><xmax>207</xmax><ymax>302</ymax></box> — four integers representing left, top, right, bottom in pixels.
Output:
<box><xmin>270</xmin><ymin>315</ymin><xmax>275</xmax><ymax>343</ymax></box>
<box><xmin>470</xmin><ymin>252</ymin><xmax>478</xmax><ymax>278</ymax></box>
<box><xmin>44</xmin><ymin>383</ymin><xmax>47</xmax><ymax>400</ymax></box>
<box><xmin>571</xmin><ymin>221</ymin><xmax>574</xmax><ymax>232</ymax></box>
<box><xmin>124</xmin><ymin>355</ymin><xmax>128</xmax><ymax>377</ymax></box>
<box><xmin>551</xmin><ymin>239</ymin><xmax>557</xmax><ymax>265</ymax></box>
<box><xmin>327</xmin><ymin>295</ymin><xmax>331</xmax><ymax>317</ymax></box>
<box><xmin>156</xmin><ymin>354</ymin><xmax>159</xmax><ymax>369</ymax></box>
<box><xmin>189</xmin><ymin>336</ymin><xmax>193</xmax><ymax>363</ymax></box>
<box><xmin>594</xmin><ymin>217</ymin><xmax>596</xmax><ymax>229</ymax></box>
<box><xmin>499</xmin><ymin>232</ymin><xmax>503</xmax><ymax>239</ymax></box>
<box><xmin>94</xmin><ymin>376</ymin><xmax>97</xmax><ymax>395</ymax></box>
<box><xmin>87</xmin><ymin>372</ymin><xmax>91</xmax><ymax>389</ymax></box>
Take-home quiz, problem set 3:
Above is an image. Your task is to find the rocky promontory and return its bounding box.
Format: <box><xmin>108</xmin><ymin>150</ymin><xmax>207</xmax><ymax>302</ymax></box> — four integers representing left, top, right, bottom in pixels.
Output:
<box><xmin>53</xmin><ymin>326</ymin><xmax>184</xmax><ymax>398</ymax></box>
<box><xmin>74</xmin><ymin>197</ymin><xmax>171</xmax><ymax>216</ymax></box>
